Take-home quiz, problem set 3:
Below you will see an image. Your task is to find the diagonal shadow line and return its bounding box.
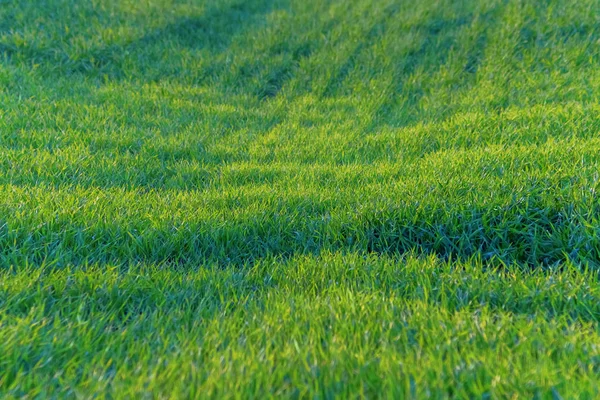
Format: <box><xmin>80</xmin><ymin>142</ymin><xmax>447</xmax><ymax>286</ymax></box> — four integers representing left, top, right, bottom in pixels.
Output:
<box><xmin>254</xmin><ymin>36</ymin><xmax>317</xmax><ymax>101</ymax></box>
<box><xmin>229</xmin><ymin>0</ymin><xmax>364</xmax><ymax>102</ymax></box>
<box><xmin>364</xmin><ymin>2</ymin><xmax>513</xmax><ymax>133</ymax></box>
<box><xmin>226</xmin><ymin>0</ymin><xmax>358</xmax><ymax>101</ymax></box>
<box><xmin>321</xmin><ymin>3</ymin><xmax>402</xmax><ymax>99</ymax></box>
<box><xmin>366</xmin><ymin>14</ymin><xmax>479</xmax><ymax>131</ymax></box>
<box><xmin>0</xmin><ymin>0</ymin><xmax>284</xmax><ymax>79</ymax></box>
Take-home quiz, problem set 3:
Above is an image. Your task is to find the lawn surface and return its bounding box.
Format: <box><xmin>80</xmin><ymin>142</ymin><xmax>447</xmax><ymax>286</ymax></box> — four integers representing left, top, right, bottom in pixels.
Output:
<box><xmin>1</xmin><ymin>0</ymin><xmax>600</xmax><ymax>397</ymax></box>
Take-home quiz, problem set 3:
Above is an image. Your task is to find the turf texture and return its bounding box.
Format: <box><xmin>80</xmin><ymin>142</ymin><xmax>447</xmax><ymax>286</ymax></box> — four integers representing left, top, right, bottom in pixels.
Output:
<box><xmin>1</xmin><ymin>0</ymin><xmax>600</xmax><ymax>397</ymax></box>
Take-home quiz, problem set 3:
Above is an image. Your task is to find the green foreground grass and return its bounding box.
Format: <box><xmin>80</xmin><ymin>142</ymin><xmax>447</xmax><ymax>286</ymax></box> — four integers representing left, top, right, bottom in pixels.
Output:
<box><xmin>3</xmin><ymin>254</ymin><xmax>600</xmax><ymax>398</ymax></box>
<box><xmin>1</xmin><ymin>0</ymin><xmax>600</xmax><ymax>397</ymax></box>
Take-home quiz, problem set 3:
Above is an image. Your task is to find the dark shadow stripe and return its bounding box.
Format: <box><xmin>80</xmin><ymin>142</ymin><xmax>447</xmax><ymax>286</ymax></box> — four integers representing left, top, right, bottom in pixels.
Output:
<box><xmin>321</xmin><ymin>3</ymin><xmax>401</xmax><ymax>98</ymax></box>
<box><xmin>0</xmin><ymin>194</ymin><xmax>598</xmax><ymax>269</ymax></box>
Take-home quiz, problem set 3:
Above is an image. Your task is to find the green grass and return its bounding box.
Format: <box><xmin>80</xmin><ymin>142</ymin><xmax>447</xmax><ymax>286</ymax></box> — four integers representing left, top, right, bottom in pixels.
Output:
<box><xmin>1</xmin><ymin>0</ymin><xmax>600</xmax><ymax>397</ymax></box>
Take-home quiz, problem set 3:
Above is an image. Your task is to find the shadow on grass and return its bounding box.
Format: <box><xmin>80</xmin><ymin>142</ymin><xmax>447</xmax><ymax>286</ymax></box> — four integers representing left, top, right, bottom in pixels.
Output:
<box><xmin>320</xmin><ymin>3</ymin><xmax>403</xmax><ymax>98</ymax></box>
<box><xmin>0</xmin><ymin>193</ymin><xmax>597</xmax><ymax>270</ymax></box>
<box><xmin>0</xmin><ymin>0</ymin><xmax>284</xmax><ymax>80</ymax></box>
<box><xmin>368</xmin><ymin>6</ymin><xmax>502</xmax><ymax>131</ymax></box>
<box><xmin>2</xmin><ymin>229</ymin><xmax>600</xmax><ymax>326</ymax></box>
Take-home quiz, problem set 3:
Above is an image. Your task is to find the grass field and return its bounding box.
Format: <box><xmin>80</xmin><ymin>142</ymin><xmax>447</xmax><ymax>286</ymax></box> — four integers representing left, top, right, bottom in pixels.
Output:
<box><xmin>1</xmin><ymin>0</ymin><xmax>600</xmax><ymax>397</ymax></box>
